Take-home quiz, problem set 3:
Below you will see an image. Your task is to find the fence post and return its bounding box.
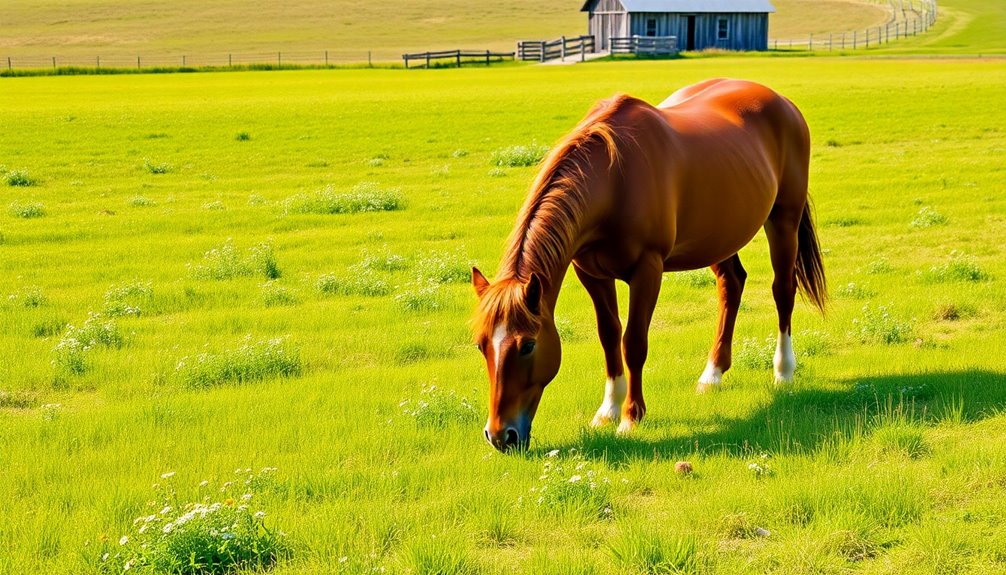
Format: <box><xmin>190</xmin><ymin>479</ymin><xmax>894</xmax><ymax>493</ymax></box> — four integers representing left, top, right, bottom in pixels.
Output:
<box><xmin>7</xmin><ymin>57</ymin><xmax>11</xmax><ymax>71</ymax></box>
<box><xmin>853</xmin><ymin>30</ymin><xmax>857</xmax><ymax>49</ymax></box>
<box><xmin>486</xmin><ymin>49</ymin><xmax>490</xmax><ymax>65</ymax></box>
<box><xmin>137</xmin><ymin>56</ymin><xmax>140</xmax><ymax>69</ymax></box>
<box><xmin>182</xmin><ymin>55</ymin><xmax>186</xmax><ymax>66</ymax></box>
<box><xmin>278</xmin><ymin>52</ymin><xmax>281</xmax><ymax>66</ymax></box>
<box><xmin>229</xmin><ymin>53</ymin><xmax>233</xmax><ymax>66</ymax></box>
<box><xmin>809</xmin><ymin>33</ymin><xmax>813</xmax><ymax>50</ymax></box>
<box><xmin>774</xmin><ymin>39</ymin><xmax>778</xmax><ymax>50</ymax></box>
<box><xmin>561</xmin><ymin>35</ymin><xmax>567</xmax><ymax>59</ymax></box>
<box><xmin>829</xmin><ymin>33</ymin><xmax>833</xmax><ymax>51</ymax></box>
<box><xmin>53</xmin><ymin>56</ymin><xmax>56</xmax><ymax>70</ymax></box>
<box><xmin>426</xmin><ymin>52</ymin><xmax>430</xmax><ymax>68</ymax></box>
<box><xmin>540</xmin><ymin>41</ymin><xmax>545</xmax><ymax>62</ymax></box>
<box><xmin>97</xmin><ymin>56</ymin><xmax>100</xmax><ymax>69</ymax></box>
<box><xmin>368</xmin><ymin>51</ymin><xmax>372</xmax><ymax>67</ymax></box>
<box><xmin>324</xmin><ymin>51</ymin><xmax>328</xmax><ymax>66</ymax></box>
<box><xmin>456</xmin><ymin>50</ymin><xmax>461</xmax><ymax>68</ymax></box>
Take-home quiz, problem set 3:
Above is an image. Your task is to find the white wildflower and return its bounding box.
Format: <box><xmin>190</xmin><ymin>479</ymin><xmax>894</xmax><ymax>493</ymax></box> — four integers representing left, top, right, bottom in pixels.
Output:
<box><xmin>546</xmin><ymin>449</ymin><xmax>560</xmax><ymax>458</ymax></box>
<box><xmin>569</xmin><ymin>475</ymin><xmax>582</xmax><ymax>483</ymax></box>
<box><xmin>119</xmin><ymin>535</ymin><xmax>129</xmax><ymax>545</ymax></box>
<box><xmin>160</xmin><ymin>471</ymin><xmax>175</xmax><ymax>479</ymax></box>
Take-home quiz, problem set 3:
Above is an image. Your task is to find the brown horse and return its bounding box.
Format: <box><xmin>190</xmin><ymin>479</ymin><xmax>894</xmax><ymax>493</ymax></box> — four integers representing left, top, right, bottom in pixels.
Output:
<box><xmin>471</xmin><ymin>79</ymin><xmax>826</xmax><ymax>452</ymax></box>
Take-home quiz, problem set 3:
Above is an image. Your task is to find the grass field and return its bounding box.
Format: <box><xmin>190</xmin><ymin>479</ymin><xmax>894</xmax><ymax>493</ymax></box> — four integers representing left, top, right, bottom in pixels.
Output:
<box><xmin>2</xmin><ymin>52</ymin><xmax>1005</xmax><ymax>573</ymax></box>
<box><xmin>0</xmin><ymin>0</ymin><xmax>897</xmax><ymax>60</ymax></box>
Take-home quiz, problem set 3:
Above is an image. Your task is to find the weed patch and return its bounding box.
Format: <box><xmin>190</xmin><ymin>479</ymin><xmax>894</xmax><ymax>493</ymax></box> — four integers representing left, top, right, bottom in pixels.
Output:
<box><xmin>490</xmin><ymin>143</ymin><xmax>548</xmax><ymax>167</ymax></box>
<box><xmin>9</xmin><ymin>200</ymin><xmax>45</xmax><ymax>218</ymax></box>
<box><xmin>609</xmin><ymin>529</ymin><xmax>702</xmax><ymax>574</ymax></box>
<box><xmin>924</xmin><ymin>251</ymin><xmax>990</xmax><ymax>283</ymax></box>
<box><xmin>103</xmin><ymin>281</ymin><xmax>153</xmax><ymax>317</ymax></box>
<box><xmin>175</xmin><ymin>337</ymin><xmax>301</xmax><ymax>389</ymax></box>
<box><xmin>190</xmin><ymin>240</ymin><xmax>280</xmax><ymax>280</ymax></box>
<box><xmin>283</xmin><ymin>182</ymin><xmax>402</xmax><ymax>215</ymax></box>
<box><xmin>6</xmin><ymin>170</ymin><xmax>38</xmax><ymax>187</ymax></box>
<box><xmin>852</xmin><ymin>303</ymin><xmax>913</xmax><ymax>344</ymax></box>
<box><xmin>399</xmin><ymin>385</ymin><xmax>478</xmax><ymax>428</ymax></box>
<box><xmin>909</xmin><ymin>206</ymin><xmax>948</xmax><ymax>228</ymax></box>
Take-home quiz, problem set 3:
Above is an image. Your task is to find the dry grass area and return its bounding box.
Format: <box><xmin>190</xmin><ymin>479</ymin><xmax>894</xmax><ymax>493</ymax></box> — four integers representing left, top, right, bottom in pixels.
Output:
<box><xmin>770</xmin><ymin>0</ymin><xmax>891</xmax><ymax>39</ymax></box>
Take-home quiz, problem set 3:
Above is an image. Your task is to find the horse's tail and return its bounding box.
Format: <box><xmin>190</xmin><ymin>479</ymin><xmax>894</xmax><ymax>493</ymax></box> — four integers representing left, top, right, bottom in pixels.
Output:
<box><xmin>796</xmin><ymin>198</ymin><xmax>828</xmax><ymax>314</ymax></box>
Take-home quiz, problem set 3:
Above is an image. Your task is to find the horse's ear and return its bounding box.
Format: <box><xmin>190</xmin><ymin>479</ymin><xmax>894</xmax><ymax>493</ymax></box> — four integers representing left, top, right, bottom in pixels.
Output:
<box><xmin>472</xmin><ymin>267</ymin><xmax>490</xmax><ymax>297</ymax></box>
<box><xmin>525</xmin><ymin>273</ymin><xmax>542</xmax><ymax>314</ymax></box>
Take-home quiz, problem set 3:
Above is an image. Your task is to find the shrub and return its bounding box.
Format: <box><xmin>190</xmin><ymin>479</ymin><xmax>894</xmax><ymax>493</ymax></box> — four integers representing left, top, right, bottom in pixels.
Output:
<box><xmin>190</xmin><ymin>240</ymin><xmax>280</xmax><ymax>281</ymax></box>
<box><xmin>925</xmin><ymin>251</ymin><xmax>990</xmax><ymax>283</ymax></box>
<box><xmin>852</xmin><ymin>303</ymin><xmax>913</xmax><ymax>345</ymax></box>
<box><xmin>9</xmin><ymin>200</ymin><xmax>45</xmax><ymax>218</ymax></box>
<box><xmin>399</xmin><ymin>385</ymin><xmax>479</xmax><ymax>428</ymax></box>
<box><xmin>6</xmin><ymin>170</ymin><xmax>37</xmax><ymax>187</ymax></box>
<box><xmin>316</xmin><ymin>271</ymin><xmax>390</xmax><ymax>297</ymax></box>
<box><xmin>608</xmin><ymin>530</ymin><xmax>701</xmax><ymax>574</ymax></box>
<box><xmin>103</xmin><ymin>281</ymin><xmax>153</xmax><ymax>317</ymax></box>
<box><xmin>491</xmin><ymin>143</ymin><xmax>548</xmax><ymax>167</ymax></box>
<box><xmin>235</xmin><ymin>131</ymin><xmax>252</xmax><ymax>141</ymax></box>
<box><xmin>175</xmin><ymin>337</ymin><xmax>301</xmax><ymax>389</ymax></box>
<box><xmin>282</xmin><ymin>182</ymin><xmax>402</xmax><ymax>215</ymax></box>
<box><xmin>144</xmin><ymin>160</ymin><xmax>172</xmax><ymax>174</ymax></box>
<box><xmin>909</xmin><ymin>206</ymin><xmax>947</xmax><ymax>228</ymax></box>
<box><xmin>101</xmin><ymin>468</ymin><xmax>287</xmax><ymax>574</ymax></box>
<box><xmin>528</xmin><ymin>451</ymin><xmax>612</xmax><ymax>518</ymax></box>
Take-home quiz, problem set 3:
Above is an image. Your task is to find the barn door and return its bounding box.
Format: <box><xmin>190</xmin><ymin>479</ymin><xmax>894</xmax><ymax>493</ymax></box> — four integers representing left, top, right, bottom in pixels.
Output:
<box><xmin>686</xmin><ymin>15</ymin><xmax>696</xmax><ymax>50</ymax></box>
<box><xmin>599</xmin><ymin>14</ymin><xmax>610</xmax><ymax>50</ymax></box>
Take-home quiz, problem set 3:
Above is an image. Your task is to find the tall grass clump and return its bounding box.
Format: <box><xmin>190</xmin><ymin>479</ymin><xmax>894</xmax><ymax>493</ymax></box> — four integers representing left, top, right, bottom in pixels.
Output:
<box><xmin>282</xmin><ymin>182</ymin><xmax>402</xmax><ymax>215</ymax></box>
<box><xmin>909</xmin><ymin>206</ymin><xmax>948</xmax><ymax>228</ymax></box>
<box><xmin>8</xmin><ymin>200</ymin><xmax>45</xmax><ymax>218</ymax></box>
<box><xmin>491</xmin><ymin>143</ymin><xmax>549</xmax><ymax>167</ymax></box>
<box><xmin>144</xmin><ymin>159</ymin><xmax>172</xmax><ymax>174</ymax></box>
<box><xmin>10</xmin><ymin>286</ymin><xmax>46</xmax><ymax>308</ymax></box>
<box><xmin>316</xmin><ymin>271</ymin><xmax>390</xmax><ymax>297</ymax></box>
<box><xmin>395</xmin><ymin>283</ymin><xmax>447</xmax><ymax>312</ymax></box>
<box><xmin>399</xmin><ymin>385</ymin><xmax>479</xmax><ymax>428</ymax></box>
<box><xmin>415</xmin><ymin>247</ymin><xmax>473</xmax><ymax>284</ymax></box>
<box><xmin>528</xmin><ymin>451</ymin><xmax>612</xmax><ymax>518</ymax></box>
<box><xmin>175</xmin><ymin>337</ymin><xmax>301</xmax><ymax>389</ymax></box>
<box><xmin>735</xmin><ymin>336</ymin><xmax>775</xmax><ymax>370</ymax></box>
<box><xmin>235</xmin><ymin>131</ymin><xmax>252</xmax><ymax>141</ymax></box>
<box><xmin>129</xmin><ymin>195</ymin><xmax>155</xmax><ymax>207</ymax></box>
<box><xmin>52</xmin><ymin>314</ymin><xmax>123</xmax><ymax>377</ymax></box>
<box><xmin>670</xmin><ymin>269</ymin><xmax>715</xmax><ymax>288</ymax></box>
<box><xmin>190</xmin><ymin>240</ymin><xmax>280</xmax><ymax>280</ymax></box>
<box><xmin>403</xmin><ymin>533</ymin><xmax>479</xmax><ymax>575</ymax></box>
<box><xmin>101</xmin><ymin>468</ymin><xmax>288</xmax><ymax>574</ymax></box>
<box><xmin>836</xmin><ymin>282</ymin><xmax>876</xmax><ymax>299</ymax></box>
<box><xmin>852</xmin><ymin>303</ymin><xmax>912</xmax><ymax>344</ymax></box>
<box><xmin>261</xmin><ymin>282</ymin><xmax>299</xmax><ymax>307</ymax></box>
<box><xmin>357</xmin><ymin>247</ymin><xmax>408</xmax><ymax>272</ymax></box>
<box><xmin>5</xmin><ymin>170</ymin><xmax>38</xmax><ymax>187</ymax></box>
<box><xmin>925</xmin><ymin>251</ymin><xmax>990</xmax><ymax>283</ymax></box>
<box><xmin>103</xmin><ymin>281</ymin><xmax>153</xmax><ymax>317</ymax></box>
<box><xmin>609</xmin><ymin>529</ymin><xmax>702</xmax><ymax>575</ymax></box>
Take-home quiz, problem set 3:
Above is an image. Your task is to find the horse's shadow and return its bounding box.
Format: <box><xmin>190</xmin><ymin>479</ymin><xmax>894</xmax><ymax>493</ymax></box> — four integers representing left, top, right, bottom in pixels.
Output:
<box><xmin>532</xmin><ymin>370</ymin><xmax>1005</xmax><ymax>465</ymax></box>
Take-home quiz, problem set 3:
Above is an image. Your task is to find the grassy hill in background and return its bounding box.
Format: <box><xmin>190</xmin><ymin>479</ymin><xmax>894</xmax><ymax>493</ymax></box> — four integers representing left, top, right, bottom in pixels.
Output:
<box><xmin>1</xmin><ymin>0</ymin><xmax>900</xmax><ymax>59</ymax></box>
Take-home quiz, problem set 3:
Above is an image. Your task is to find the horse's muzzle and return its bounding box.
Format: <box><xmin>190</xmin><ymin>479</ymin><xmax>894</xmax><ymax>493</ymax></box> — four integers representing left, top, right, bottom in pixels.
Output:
<box><xmin>484</xmin><ymin>419</ymin><xmax>530</xmax><ymax>452</ymax></box>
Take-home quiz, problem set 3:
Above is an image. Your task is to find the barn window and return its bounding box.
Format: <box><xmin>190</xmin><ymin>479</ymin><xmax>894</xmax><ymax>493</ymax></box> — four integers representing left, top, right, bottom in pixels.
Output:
<box><xmin>646</xmin><ymin>18</ymin><xmax>657</xmax><ymax>37</ymax></box>
<box><xmin>717</xmin><ymin>17</ymin><xmax>730</xmax><ymax>40</ymax></box>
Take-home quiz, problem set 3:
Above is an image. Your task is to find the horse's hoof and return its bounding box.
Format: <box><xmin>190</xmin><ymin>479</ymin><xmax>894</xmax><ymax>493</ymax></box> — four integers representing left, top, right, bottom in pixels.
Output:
<box><xmin>774</xmin><ymin>375</ymin><xmax>794</xmax><ymax>386</ymax></box>
<box><xmin>616</xmin><ymin>418</ymin><xmax>637</xmax><ymax>435</ymax></box>
<box><xmin>591</xmin><ymin>408</ymin><xmax>618</xmax><ymax>428</ymax></box>
<box><xmin>696</xmin><ymin>381</ymin><xmax>721</xmax><ymax>394</ymax></box>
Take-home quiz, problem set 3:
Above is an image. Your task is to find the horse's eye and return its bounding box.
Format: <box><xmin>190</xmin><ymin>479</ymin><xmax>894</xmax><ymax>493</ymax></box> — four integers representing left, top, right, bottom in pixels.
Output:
<box><xmin>519</xmin><ymin>340</ymin><xmax>536</xmax><ymax>356</ymax></box>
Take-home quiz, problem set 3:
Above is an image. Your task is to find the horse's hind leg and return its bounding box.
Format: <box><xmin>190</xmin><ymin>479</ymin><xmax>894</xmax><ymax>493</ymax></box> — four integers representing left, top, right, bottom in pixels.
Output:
<box><xmin>574</xmin><ymin>266</ymin><xmax>625</xmax><ymax>427</ymax></box>
<box><xmin>764</xmin><ymin>203</ymin><xmax>803</xmax><ymax>383</ymax></box>
<box><xmin>697</xmin><ymin>254</ymin><xmax>746</xmax><ymax>393</ymax></box>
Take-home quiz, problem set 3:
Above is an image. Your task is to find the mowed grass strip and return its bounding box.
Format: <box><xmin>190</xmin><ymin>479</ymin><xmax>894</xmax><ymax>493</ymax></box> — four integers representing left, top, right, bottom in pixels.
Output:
<box><xmin>0</xmin><ymin>57</ymin><xmax>1003</xmax><ymax>574</ymax></box>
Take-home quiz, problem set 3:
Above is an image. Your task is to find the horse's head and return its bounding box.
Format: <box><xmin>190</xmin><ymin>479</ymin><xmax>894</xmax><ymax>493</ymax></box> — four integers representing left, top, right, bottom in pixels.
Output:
<box><xmin>471</xmin><ymin>267</ymin><xmax>561</xmax><ymax>452</ymax></box>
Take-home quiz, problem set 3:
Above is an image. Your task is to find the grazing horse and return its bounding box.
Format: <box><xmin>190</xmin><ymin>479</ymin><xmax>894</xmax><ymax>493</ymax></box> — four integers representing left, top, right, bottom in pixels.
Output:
<box><xmin>471</xmin><ymin>79</ymin><xmax>826</xmax><ymax>452</ymax></box>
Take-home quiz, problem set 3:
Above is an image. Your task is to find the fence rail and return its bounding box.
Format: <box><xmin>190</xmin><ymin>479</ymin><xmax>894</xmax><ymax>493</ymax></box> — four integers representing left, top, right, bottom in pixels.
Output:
<box><xmin>611</xmin><ymin>36</ymin><xmax>679</xmax><ymax>56</ymax></box>
<box><xmin>402</xmin><ymin>49</ymin><xmax>514</xmax><ymax>69</ymax></box>
<box><xmin>770</xmin><ymin>0</ymin><xmax>937</xmax><ymax>51</ymax></box>
<box><xmin>517</xmin><ymin>35</ymin><xmax>595</xmax><ymax>62</ymax></box>
<box><xmin>0</xmin><ymin>50</ymin><xmax>407</xmax><ymax>72</ymax></box>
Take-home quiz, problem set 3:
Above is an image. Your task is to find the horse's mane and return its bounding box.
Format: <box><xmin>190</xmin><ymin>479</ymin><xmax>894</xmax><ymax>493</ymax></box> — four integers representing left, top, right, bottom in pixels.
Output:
<box><xmin>473</xmin><ymin>94</ymin><xmax>631</xmax><ymax>337</ymax></box>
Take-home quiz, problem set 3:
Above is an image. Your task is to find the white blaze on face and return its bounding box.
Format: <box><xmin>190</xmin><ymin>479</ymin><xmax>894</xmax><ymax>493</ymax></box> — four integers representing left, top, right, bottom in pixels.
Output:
<box><xmin>774</xmin><ymin>330</ymin><xmax>796</xmax><ymax>383</ymax></box>
<box><xmin>591</xmin><ymin>374</ymin><xmax>626</xmax><ymax>427</ymax></box>
<box><xmin>491</xmin><ymin>324</ymin><xmax>507</xmax><ymax>372</ymax></box>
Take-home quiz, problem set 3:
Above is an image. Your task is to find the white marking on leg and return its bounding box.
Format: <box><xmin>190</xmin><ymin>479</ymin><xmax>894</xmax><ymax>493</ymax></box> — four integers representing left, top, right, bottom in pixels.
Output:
<box><xmin>696</xmin><ymin>360</ymin><xmax>723</xmax><ymax>393</ymax></box>
<box><xmin>774</xmin><ymin>330</ymin><xmax>796</xmax><ymax>383</ymax></box>
<box><xmin>591</xmin><ymin>374</ymin><xmax>626</xmax><ymax>427</ymax></box>
<box><xmin>491</xmin><ymin>324</ymin><xmax>507</xmax><ymax>372</ymax></box>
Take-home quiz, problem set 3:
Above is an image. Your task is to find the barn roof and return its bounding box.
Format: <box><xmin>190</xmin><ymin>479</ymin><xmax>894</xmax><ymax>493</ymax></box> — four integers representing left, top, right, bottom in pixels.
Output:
<box><xmin>581</xmin><ymin>0</ymin><xmax>776</xmax><ymax>13</ymax></box>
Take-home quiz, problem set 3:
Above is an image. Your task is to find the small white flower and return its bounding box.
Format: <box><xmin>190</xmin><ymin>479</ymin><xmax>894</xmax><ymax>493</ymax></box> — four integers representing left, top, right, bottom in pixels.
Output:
<box><xmin>569</xmin><ymin>475</ymin><xmax>582</xmax><ymax>483</ymax></box>
<box><xmin>241</xmin><ymin>493</ymin><xmax>252</xmax><ymax>502</ymax></box>
<box><xmin>162</xmin><ymin>522</ymin><xmax>175</xmax><ymax>534</ymax></box>
<box><xmin>339</xmin><ymin>556</ymin><xmax>349</xmax><ymax>563</ymax></box>
<box><xmin>101</xmin><ymin>553</ymin><xmax>109</xmax><ymax>561</ymax></box>
<box><xmin>546</xmin><ymin>449</ymin><xmax>560</xmax><ymax>458</ymax></box>
<box><xmin>119</xmin><ymin>535</ymin><xmax>129</xmax><ymax>546</ymax></box>
<box><xmin>254</xmin><ymin>511</ymin><xmax>266</xmax><ymax>519</ymax></box>
<box><xmin>221</xmin><ymin>532</ymin><xmax>236</xmax><ymax>540</ymax></box>
<box><xmin>199</xmin><ymin>480</ymin><xmax>209</xmax><ymax>488</ymax></box>
<box><xmin>160</xmin><ymin>471</ymin><xmax>176</xmax><ymax>479</ymax></box>
<box><xmin>160</xmin><ymin>506</ymin><xmax>172</xmax><ymax>515</ymax></box>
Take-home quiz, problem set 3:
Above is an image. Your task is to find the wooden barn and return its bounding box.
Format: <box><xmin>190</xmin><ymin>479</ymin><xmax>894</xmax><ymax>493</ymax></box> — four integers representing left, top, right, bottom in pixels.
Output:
<box><xmin>582</xmin><ymin>0</ymin><xmax>776</xmax><ymax>52</ymax></box>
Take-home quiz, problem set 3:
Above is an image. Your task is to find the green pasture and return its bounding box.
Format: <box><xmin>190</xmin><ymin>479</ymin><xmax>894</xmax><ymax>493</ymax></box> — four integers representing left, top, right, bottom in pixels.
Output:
<box><xmin>1</xmin><ymin>56</ymin><xmax>1005</xmax><ymax>574</ymax></box>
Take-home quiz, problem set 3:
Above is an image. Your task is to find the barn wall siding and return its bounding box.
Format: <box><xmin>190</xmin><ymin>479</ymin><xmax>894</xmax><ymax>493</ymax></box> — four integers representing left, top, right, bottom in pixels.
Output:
<box><xmin>618</xmin><ymin>11</ymin><xmax>769</xmax><ymax>51</ymax></box>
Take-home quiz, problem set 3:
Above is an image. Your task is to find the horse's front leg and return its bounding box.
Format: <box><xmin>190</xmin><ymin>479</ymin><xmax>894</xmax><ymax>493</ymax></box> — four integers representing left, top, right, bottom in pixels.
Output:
<box><xmin>619</xmin><ymin>252</ymin><xmax>664</xmax><ymax>434</ymax></box>
<box><xmin>573</xmin><ymin>266</ymin><xmax>625</xmax><ymax>427</ymax></box>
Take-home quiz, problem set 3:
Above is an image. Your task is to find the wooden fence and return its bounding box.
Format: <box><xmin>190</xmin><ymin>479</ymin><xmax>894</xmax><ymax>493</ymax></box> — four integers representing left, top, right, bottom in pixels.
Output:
<box><xmin>771</xmin><ymin>0</ymin><xmax>937</xmax><ymax>51</ymax></box>
<box><xmin>0</xmin><ymin>50</ymin><xmax>404</xmax><ymax>71</ymax></box>
<box><xmin>611</xmin><ymin>36</ymin><xmax>679</xmax><ymax>56</ymax></box>
<box><xmin>402</xmin><ymin>49</ymin><xmax>515</xmax><ymax>69</ymax></box>
<box><xmin>517</xmin><ymin>35</ymin><xmax>595</xmax><ymax>62</ymax></box>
